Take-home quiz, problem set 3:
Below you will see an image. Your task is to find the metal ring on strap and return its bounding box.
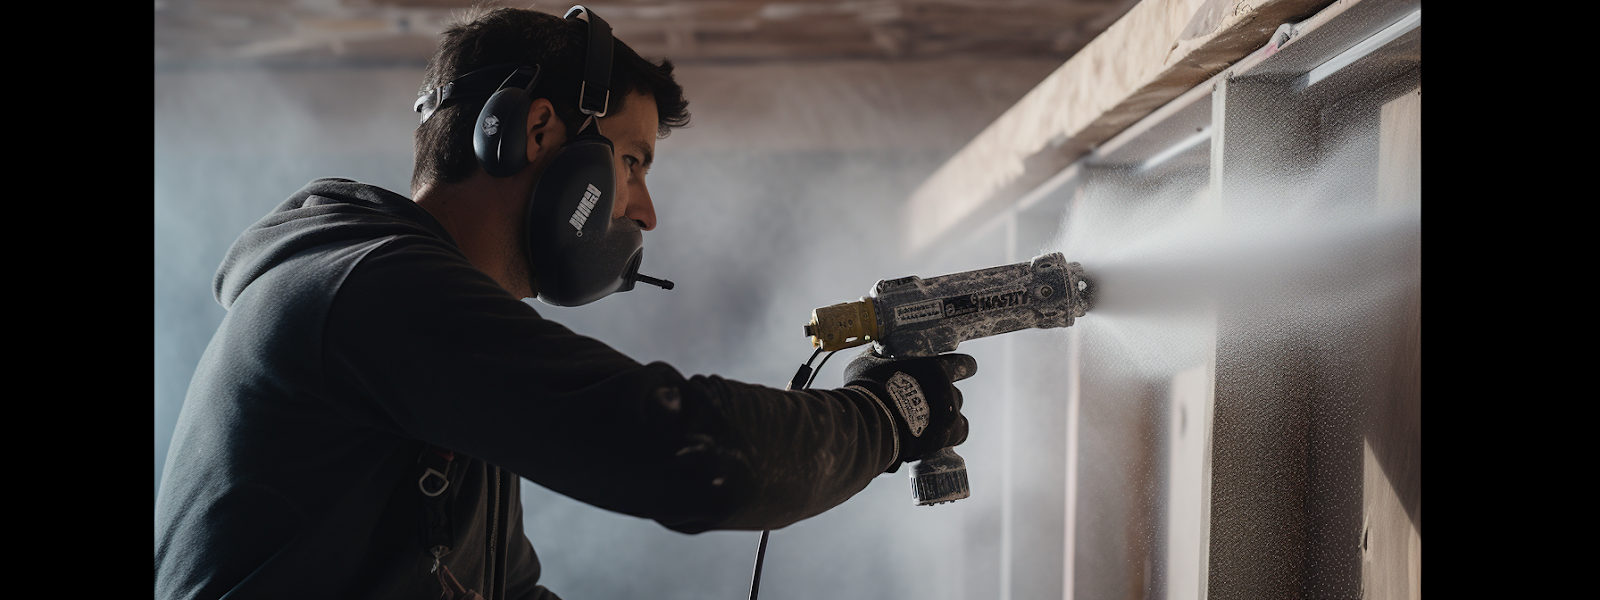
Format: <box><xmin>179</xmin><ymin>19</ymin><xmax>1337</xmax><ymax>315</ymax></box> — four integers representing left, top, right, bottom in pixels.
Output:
<box><xmin>419</xmin><ymin>467</ymin><xmax>451</xmax><ymax>497</ymax></box>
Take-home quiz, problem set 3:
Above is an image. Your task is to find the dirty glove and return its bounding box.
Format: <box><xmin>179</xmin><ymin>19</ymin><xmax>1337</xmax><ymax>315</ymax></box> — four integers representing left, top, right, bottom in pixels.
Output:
<box><xmin>842</xmin><ymin>349</ymin><xmax>977</xmax><ymax>472</ymax></box>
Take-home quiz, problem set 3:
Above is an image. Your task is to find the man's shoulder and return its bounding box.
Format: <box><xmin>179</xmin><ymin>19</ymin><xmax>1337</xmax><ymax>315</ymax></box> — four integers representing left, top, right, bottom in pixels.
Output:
<box><xmin>215</xmin><ymin>179</ymin><xmax>458</xmax><ymax>309</ymax></box>
<box><xmin>281</xmin><ymin>179</ymin><xmax>467</xmax><ymax>276</ymax></box>
<box><xmin>273</xmin><ymin>179</ymin><xmax>451</xmax><ymax>244</ymax></box>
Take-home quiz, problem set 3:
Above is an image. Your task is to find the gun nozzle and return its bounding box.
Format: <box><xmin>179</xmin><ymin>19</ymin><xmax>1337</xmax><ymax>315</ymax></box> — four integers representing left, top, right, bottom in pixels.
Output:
<box><xmin>1066</xmin><ymin>263</ymin><xmax>1093</xmax><ymax>316</ymax></box>
<box><xmin>806</xmin><ymin>299</ymin><xmax>878</xmax><ymax>351</ymax></box>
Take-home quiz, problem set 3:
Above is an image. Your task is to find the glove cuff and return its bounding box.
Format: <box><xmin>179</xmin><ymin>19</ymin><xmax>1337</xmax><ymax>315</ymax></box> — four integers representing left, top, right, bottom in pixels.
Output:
<box><xmin>843</xmin><ymin>384</ymin><xmax>900</xmax><ymax>473</ymax></box>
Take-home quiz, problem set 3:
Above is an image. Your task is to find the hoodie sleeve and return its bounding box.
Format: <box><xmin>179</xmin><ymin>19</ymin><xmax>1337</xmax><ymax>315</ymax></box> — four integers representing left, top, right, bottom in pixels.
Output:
<box><xmin>319</xmin><ymin>235</ymin><xmax>899</xmax><ymax>533</ymax></box>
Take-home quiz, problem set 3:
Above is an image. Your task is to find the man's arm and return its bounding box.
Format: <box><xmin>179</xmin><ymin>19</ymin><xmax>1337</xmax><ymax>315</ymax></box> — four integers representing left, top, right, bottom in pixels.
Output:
<box><xmin>320</xmin><ymin>236</ymin><xmax>898</xmax><ymax>532</ymax></box>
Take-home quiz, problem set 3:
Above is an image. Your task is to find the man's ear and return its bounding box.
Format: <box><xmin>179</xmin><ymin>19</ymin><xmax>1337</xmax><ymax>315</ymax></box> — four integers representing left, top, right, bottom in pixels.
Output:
<box><xmin>525</xmin><ymin>98</ymin><xmax>566</xmax><ymax>166</ymax></box>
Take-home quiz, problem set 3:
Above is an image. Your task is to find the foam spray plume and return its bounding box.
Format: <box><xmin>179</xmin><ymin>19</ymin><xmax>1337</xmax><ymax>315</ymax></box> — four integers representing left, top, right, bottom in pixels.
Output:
<box><xmin>1048</xmin><ymin>146</ymin><xmax>1419</xmax><ymax>381</ymax></box>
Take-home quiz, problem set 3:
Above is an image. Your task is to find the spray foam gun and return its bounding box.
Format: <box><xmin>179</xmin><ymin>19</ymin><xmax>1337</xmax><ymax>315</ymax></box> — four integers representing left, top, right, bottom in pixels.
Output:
<box><xmin>750</xmin><ymin>253</ymin><xmax>1093</xmax><ymax>600</ymax></box>
<box><xmin>802</xmin><ymin>252</ymin><xmax>1093</xmax><ymax>506</ymax></box>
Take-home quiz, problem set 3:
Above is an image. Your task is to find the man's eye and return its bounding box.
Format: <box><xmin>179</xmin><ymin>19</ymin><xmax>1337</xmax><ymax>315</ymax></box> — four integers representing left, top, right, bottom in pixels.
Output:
<box><xmin>623</xmin><ymin>156</ymin><xmax>638</xmax><ymax>169</ymax></box>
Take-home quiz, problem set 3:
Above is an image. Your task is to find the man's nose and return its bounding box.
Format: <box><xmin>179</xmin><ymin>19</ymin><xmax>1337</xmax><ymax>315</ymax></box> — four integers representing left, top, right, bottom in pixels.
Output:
<box><xmin>618</xmin><ymin>184</ymin><xmax>656</xmax><ymax>231</ymax></box>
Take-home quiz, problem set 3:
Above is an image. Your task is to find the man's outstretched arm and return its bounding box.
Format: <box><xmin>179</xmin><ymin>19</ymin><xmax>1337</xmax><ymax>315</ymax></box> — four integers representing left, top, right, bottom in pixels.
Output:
<box><xmin>323</xmin><ymin>237</ymin><xmax>971</xmax><ymax>532</ymax></box>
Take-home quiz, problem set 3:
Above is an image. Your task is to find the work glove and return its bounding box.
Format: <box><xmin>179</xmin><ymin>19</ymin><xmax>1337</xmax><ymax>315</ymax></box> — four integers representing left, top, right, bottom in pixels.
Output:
<box><xmin>842</xmin><ymin>349</ymin><xmax>977</xmax><ymax>471</ymax></box>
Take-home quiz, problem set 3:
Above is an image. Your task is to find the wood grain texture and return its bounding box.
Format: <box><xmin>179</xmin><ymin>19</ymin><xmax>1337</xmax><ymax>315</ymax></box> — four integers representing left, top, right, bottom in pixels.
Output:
<box><xmin>659</xmin><ymin>58</ymin><xmax>1063</xmax><ymax>152</ymax></box>
<box><xmin>1378</xmin><ymin>86</ymin><xmax>1421</xmax><ymax>210</ymax></box>
<box><xmin>1362</xmin><ymin>83</ymin><xmax>1420</xmax><ymax>600</ymax></box>
<box><xmin>154</xmin><ymin>0</ymin><xmax>1143</xmax><ymax>66</ymax></box>
<box><xmin>902</xmin><ymin>0</ymin><xmax>1336</xmax><ymax>254</ymax></box>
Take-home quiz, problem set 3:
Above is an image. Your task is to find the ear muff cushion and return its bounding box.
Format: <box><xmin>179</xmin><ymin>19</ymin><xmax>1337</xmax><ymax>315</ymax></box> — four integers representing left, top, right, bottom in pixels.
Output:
<box><xmin>474</xmin><ymin>87</ymin><xmax>531</xmax><ymax>177</ymax></box>
<box><xmin>528</xmin><ymin>134</ymin><xmax>644</xmax><ymax>307</ymax></box>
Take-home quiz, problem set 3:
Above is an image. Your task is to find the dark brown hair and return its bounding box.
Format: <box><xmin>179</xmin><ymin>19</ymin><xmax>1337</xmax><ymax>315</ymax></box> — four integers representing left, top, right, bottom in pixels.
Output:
<box><xmin>412</xmin><ymin>7</ymin><xmax>690</xmax><ymax>191</ymax></box>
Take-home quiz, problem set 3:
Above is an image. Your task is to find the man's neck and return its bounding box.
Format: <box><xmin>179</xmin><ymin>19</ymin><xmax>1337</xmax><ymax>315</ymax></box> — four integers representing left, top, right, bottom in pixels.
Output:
<box><xmin>412</xmin><ymin>174</ymin><xmax>536</xmax><ymax>299</ymax></box>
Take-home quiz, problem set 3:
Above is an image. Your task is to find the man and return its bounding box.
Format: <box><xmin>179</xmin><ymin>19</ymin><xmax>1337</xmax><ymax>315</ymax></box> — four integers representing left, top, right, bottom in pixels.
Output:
<box><xmin>154</xmin><ymin>7</ymin><xmax>976</xmax><ymax>599</ymax></box>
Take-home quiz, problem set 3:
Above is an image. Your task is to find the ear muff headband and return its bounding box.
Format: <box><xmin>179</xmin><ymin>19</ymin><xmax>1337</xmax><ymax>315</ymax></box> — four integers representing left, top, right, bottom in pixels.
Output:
<box><xmin>418</xmin><ymin>5</ymin><xmax>615</xmax><ymax>178</ymax></box>
<box><xmin>413</xmin><ymin>62</ymin><xmax>527</xmax><ymax>125</ymax></box>
<box><xmin>564</xmin><ymin>5</ymin><xmax>613</xmax><ymax>117</ymax></box>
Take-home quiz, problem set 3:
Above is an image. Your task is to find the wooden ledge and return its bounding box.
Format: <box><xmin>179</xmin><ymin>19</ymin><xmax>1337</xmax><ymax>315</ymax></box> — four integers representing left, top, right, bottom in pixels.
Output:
<box><xmin>902</xmin><ymin>0</ymin><xmax>1337</xmax><ymax>254</ymax></box>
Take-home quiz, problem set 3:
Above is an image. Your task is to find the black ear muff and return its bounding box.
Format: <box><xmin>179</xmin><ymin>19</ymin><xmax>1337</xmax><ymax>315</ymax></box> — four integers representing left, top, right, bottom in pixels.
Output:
<box><xmin>473</xmin><ymin>66</ymin><xmax>541</xmax><ymax>178</ymax></box>
<box><xmin>527</xmin><ymin>131</ymin><xmax>646</xmax><ymax>306</ymax></box>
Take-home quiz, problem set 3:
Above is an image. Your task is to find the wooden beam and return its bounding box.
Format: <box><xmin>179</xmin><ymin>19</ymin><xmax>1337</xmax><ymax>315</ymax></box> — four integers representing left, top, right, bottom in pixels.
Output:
<box><xmin>155</xmin><ymin>0</ymin><xmax>1135</xmax><ymax>67</ymax></box>
<box><xmin>659</xmin><ymin>59</ymin><xmax>1062</xmax><ymax>152</ymax></box>
<box><xmin>902</xmin><ymin>0</ymin><xmax>1335</xmax><ymax>254</ymax></box>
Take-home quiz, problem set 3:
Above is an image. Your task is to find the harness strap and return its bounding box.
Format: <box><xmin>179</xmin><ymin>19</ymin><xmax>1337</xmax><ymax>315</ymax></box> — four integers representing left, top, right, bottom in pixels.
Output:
<box><xmin>416</xmin><ymin>445</ymin><xmax>491</xmax><ymax>599</ymax></box>
<box><xmin>417</xmin><ymin>445</ymin><xmax>459</xmax><ymax>569</ymax></box>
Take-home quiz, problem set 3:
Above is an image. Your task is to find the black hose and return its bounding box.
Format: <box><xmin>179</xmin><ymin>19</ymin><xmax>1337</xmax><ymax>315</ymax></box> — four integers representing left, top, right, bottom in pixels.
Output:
<box><xmin>748</xmin><ymin>529</ymin><xmax>771</xmax><ymax>600</ymax></box>
<box><xmin>752</xmin><ymin>348</ymin><xmax>837</xmax><ymax>599</ymax></box>
<box><xmin>804</xmin><ymin>350</ymin><xmax>841</xmax><ymax>390</ymax></box>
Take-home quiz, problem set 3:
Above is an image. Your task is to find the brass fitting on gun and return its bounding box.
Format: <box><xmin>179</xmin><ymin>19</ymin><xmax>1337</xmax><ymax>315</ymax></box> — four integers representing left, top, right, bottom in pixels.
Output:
<box><xmin>804</xmin><ymin>299</ymin><xmax>879</xmax><ymax>351</ymax></box>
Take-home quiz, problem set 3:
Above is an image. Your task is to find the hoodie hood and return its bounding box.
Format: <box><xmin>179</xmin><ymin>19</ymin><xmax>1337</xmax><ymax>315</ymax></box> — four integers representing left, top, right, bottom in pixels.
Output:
<box><xmin>213</xmin><ymin>178</ymin><xmax>457</xmax><ymax>310</ymax></box>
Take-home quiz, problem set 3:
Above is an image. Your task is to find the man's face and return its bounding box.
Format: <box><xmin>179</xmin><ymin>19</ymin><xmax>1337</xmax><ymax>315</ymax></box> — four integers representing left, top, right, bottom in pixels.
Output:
<box><xmin>597</xmin><ymin>91</ymin><xmax>659</xmax><ymax>231</ymax></box>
